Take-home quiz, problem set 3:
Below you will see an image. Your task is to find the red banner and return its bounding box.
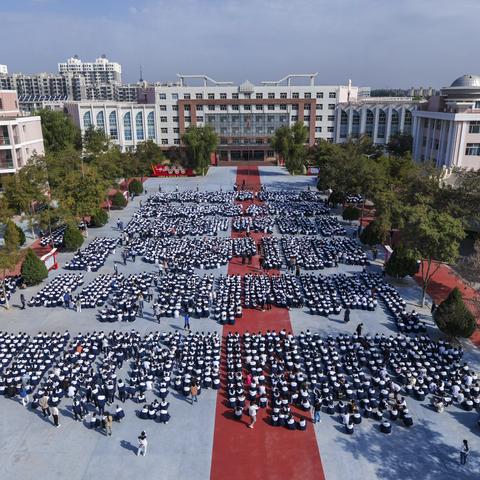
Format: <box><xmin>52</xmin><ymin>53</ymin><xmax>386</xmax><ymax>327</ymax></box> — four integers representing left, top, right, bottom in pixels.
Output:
<box><xmin>151</xmin><ymin>165</ymin><xmax>195</xmax><ymax>177</ymax></box>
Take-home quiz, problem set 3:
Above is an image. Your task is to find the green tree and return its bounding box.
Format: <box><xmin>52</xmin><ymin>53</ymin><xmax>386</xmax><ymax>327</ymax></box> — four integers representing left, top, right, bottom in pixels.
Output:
<box><xmin>111</xmin><ymin>191</ymin><xmax>127</xmax><ymax>209</ymax></box>
<box><xmin>0</xmin><ymin>221</ymin><xmax>21</xmax><ymax>309</ymax></box>
<box><xmin>360</xmin><ymin>219</ymin><xmax>390</xmax><ymax>246</ymax></box>
<box><xmin>90</xmin><ymin>208</ymin><xmax>109</xmax><ymax>228</ymax></box>
<box><xmin>270</xmin><ymin>122</ymin><xmax>308</xmax><ymax>174</ymax></box>
<box><xmin>5</xmin><ymin>220</ymin><xmax>25</xmax><ymax>247</ymax></box>
<box><xmin>83</xmin><ymin>127</ymin><xmax>111</xmax><ymax>158</ymax></box>
<box><xmin>36</xmin><ymin>109</ymin><xmax>81</xmax><ymax>153</ymax></box>
<box><xmin>21</xmin><ymin>248</ymin><xmax>48</xmax><ymax>286</ymax></box>
<box><xmin>385</xmin><ymin>247</ymin><xmax>419</xmax><ymax>278</ymax></box>
<box><xmin>63</xmin><ymin>223</ymin><xmax>84</xmax><ymax>251</ymax></box>
<box><xmin>182</xmin><ymin>125</ymin><xmax>218</xmax><ymax>175</ymax></box>
<box><xmin>134</xmin><ymin>140</ymin><xmax>166</xmax><ymax>176</ymax></box>
<box><xmin>128</xmin><ymin>179</ymin><xmax>144</xmax><ymax>195</ymax></box>
<box><xmin>434</xmin><ymin>287</ymin><xmax>477</xmax><ymax>338</ymax></box>
<box><xmin>342</xmin><ymin>206</ymin><xmax>361</xmax><ymax>222</ymax></box>
<box><xmin>401</xmin><ymin>205</ymin><xmax>466</xmax><ymax>306</ymax></box>
<box><xmin>387</xmin><ymin>134</ymin><xmax>413</xmax><ymax>156</ymax></box>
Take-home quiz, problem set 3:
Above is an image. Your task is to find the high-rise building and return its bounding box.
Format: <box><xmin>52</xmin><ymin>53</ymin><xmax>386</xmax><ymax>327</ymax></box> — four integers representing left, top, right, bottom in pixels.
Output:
<box><xmin>66</xmin><ymin>73</ymin><xmax>358</xmax><ymax>160</ymax></box>
<box><xmin>58</xmin><ymin>55</ymin><xmax>122</xmax><ymax>84</ymax></box>
<box><xmin>0</xmin><ymin>65</ymin><xmax>7</xmax><ymax>75</ymax></box>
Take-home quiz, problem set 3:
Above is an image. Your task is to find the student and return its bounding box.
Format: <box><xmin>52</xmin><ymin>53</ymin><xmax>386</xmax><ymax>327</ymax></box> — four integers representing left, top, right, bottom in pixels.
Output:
<box><xmin>51</xmin><ymin>406</ymin><xmax>60</xmax><ymax>427</ymax></box>
<box><xmin>115</xmin><ymin>405</ymin><xmax>125</xmax><ymax>422</ymax></box>
<box><xmin>183</xmin><ymin>313</ymin><xmax>191</xmax><ymax>330</ymax></box>
<box><xmin>190</xmin><ymin>382</ymin><xmax>198</xmax><ymax>404</ymax></box>
<box><xmin>104</xmin><ymin>412</ymin><xmax>113</xmax><ymax>437</ymax></box>
<box><xmin>137</xmin><ymin>431</ymin><xmax>148</xmax><ymax>456</ymax></box>
<box><xmin>20</xmin><ymin>293</ymin><xmax>26</xmax><ymax>310</ymax></box>
<box><xmin>248</xmin><ymin>402</ymin><xmax>259</xmax><ymax>429</ymax></box>
<box><xmin>460</xmin><ymin>439</ymin><xmax>469</xmax><ymax>465</ymax></box>
<box><xmin>19</xmin><ymin>387</ymin><xmax>29</xmax><ymax>407</ymax></box>
<box><xmin>312</xmin><ymin>397</ymin><xmax>322</xmax><ymax>424</ymax></box>
<box><xmin>344</xmin><ymin>307</ymin><xmax>351</xmax><ymax>323</ymax></box>
<box><xmin>39</xmin><ymin>393</ymin><xmax>51</xmax><ymax>417</ymax></box>
<box><xmin>234</xmin><ymin>406</ymin><xmax>243</xmax><ymax>421</ymax></box>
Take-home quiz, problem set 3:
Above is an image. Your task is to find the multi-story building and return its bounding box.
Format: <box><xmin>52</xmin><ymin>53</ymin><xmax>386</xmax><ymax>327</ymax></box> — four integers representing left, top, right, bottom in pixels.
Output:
<box><xmin>412</xmin><ymin>74</ymin><xmax>480</xmax><ymax>170</ymax></box>
<box><xmin>334</xmin><ymin>97</ymin><xmax>422</xmax><ymax>145</ymax></box>
<box><xmin>18</xmin><ymin>95</ymin><xmax>68</xmax><ymax>114</ymax></box>
<box><xmin>58</xmin><ymin>55</ymin><xmax>122</xmax><ymax>85</ymax></box>
<box><xmin>0</xmin><ymin>90</ymin><xmax>44</xmax><ymax>184</ymax></box>
<box><xmin>0</xmin><ymin>65</ymin><xmax>7</xmax><ymax>75</ymax></box>
<box><xmin>67</xmin><ymin>74</ymin><xmax>358</xmax><ymax>159</ymax></box>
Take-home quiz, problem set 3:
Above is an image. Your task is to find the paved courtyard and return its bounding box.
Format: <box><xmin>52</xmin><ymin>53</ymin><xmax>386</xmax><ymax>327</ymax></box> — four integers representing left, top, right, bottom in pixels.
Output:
<box><xmin>0</xmin><ymin>166</ymin><xmax>478</xmax><ymax>480</ymax></box>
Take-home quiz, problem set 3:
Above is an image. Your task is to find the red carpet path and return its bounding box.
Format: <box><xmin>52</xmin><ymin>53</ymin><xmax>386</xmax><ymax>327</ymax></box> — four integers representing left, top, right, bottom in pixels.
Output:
<box><xmin>210</xmin><ymin>167</ymin><xmax>325</xmax><ymax>480</ymax></box>
<box><xmin>414</xmin><ymin>261</ymin><xmax>480</xmax><ymax>347</ymax></box>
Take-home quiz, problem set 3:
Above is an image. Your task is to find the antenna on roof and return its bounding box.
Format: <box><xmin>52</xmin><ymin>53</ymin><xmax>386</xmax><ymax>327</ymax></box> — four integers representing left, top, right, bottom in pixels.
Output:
<box><xmin>139</xmin><ymin>65</ymin><xmax>143</xmax><ymax>82</ymax></box>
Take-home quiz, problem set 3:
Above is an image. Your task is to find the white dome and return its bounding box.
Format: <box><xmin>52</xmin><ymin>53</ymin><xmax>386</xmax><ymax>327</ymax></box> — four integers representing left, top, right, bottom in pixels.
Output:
<box><xmin>450</xmin><ymin>75</ymin><xmax>480</xmax><ymax>87</ymax></box>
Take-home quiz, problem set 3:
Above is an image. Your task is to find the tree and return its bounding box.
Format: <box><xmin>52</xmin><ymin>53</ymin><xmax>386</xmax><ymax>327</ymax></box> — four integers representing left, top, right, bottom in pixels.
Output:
<box><xmin>111</xmin><ymin>191</ymin><xmax>127</xmax><ymax>209</ymax></box>
<box><xmin>457</xmin><ymin>237</ymin><xmax>480</xmax><ymax>285</ymax></box>
<box><xmin>128</xmin><ymin>179</ymin><xmax>143</xmax><ymax>195</ymax></box>
<box><xmin>385</xmin><ymin>247</ymin><xmax>419</xmax><ymax>278</ymax></box>
<box><xmin>134</xmin><ymin>140</ymin><xmax>166</xmax><ymax>175</ymax></box>
<box><xmin>434</xmin><ymin>287</ymin><xmax>477</xmax><ymax>338</ymax></box>
<box><xmin>387</xmin><ymin>133</ymin><xmax>413</xmax><ymax>156</ymax></box>
<box><xmin>36</xmin><ymin>109</ymin><xmax>81</xmax><ymax>153</ymax></box>
<box><xmin>63</xmin><ymin>223</ymin><xmax>84</xmax><ymax>251</ymax></box>
<box><xmin>0</xmin><ymin>215</ymin><xmax>21</xmax><ymax>308</ymax></box>
<box><xmin>328</xmin><ymin>191</ymin><xmax>346</xmax><ymax>206</ymax></box>
<box><xmin>5</xmin><ymin>220</ymin><xmax>25</xmax><ymax>247</ymax></box>
<box><xmin>360</xmin><ymin>219</ymin><xmax>390</xmax><ymax>246</ymax></box>
<box><xmin>165</xmin><ymin>146</ymin><xmax>190</xmax><ymax>168</ymax></box>
<box><xmin>270</xmin><ymin>122</ymin><xmax>308</xmax><ymax>174</ymax></box>
<box><xmin>342</xmin><ymin>206</ymin><xmax>361</xmax><ymax>222</ymax></box>
<box><xmin>90</xmin><ymin>208</ymin><xmax>109</xmax><ymax>228</ymax></box>
<box><xmin>21</xmin><ymin>248</ymin><xmax>48</xmax><ymax>286</ymax></box>
<box><xmin>83</xmin><ymin>127</ymin><xmax>111</xmax><ymax>158</ymax></box>
<box><xmin>401</xmin><ymin>205</ymin><xmax>465</xmax><ymax>306</ymax></box>
<box><xmin>182</xmin><ymin>125</ymin><xmax>218</xmax><ymax>175</ymax></box>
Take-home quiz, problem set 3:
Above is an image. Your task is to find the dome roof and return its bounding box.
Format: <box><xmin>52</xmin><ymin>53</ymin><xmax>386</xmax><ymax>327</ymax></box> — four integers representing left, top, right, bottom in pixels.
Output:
<box><xmin>450</xmin><ymin>74</ymin><xmax>480</xmax><ymax>87</ymax></box>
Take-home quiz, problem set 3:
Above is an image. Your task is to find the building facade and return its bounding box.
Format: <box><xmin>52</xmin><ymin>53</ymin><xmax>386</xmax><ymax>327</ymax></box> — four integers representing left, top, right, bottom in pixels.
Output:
<box><xmin>68</xmin><ymin>74</ymin><xmax>359</xmax><ymax>159</ymax></box>
<box><xmin>334</xmin><ymin>97</ymin><xmax>422</xmax><ymax>145</ymax></box>
<box><xmin>412</xmin><ymin>74</ymin><xmax>480</xmax><ymax>169</ymax></box>
<box><xmin>58</xmin><ymin>55</ymin><xmax>122</xmax><ymax>84</ymax></box>
<box><xmin>0</xmin><ymin>65</ymin><xmax>7</xmax><ymax>75</ymax></box>
<box><xmin>0</xmin><ymin>90</ymin><xmax>44</xmax><ymax>183</ymax></box>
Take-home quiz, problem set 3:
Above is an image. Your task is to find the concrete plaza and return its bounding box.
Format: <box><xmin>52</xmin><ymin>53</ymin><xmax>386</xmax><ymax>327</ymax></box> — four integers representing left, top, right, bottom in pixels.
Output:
<box><xmin>0</xmin><ymin>166</ymin><xmax>478</xmax><ymax>480</ymax></box>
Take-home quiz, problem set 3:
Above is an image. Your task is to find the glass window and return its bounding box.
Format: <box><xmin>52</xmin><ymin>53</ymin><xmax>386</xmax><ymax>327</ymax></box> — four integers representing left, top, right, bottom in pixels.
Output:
<box><xmin>220</xmin><ymin>93</ymin><xmax>227</xmax><ymax>99</ymax></box>
<box><xmin>174</xmin><ymin>139</ymin><xmax>180</xmax><ymax>145</ymax></box>
<box><xmin>256</xmin><ymin>93</ymin><xmax>263</xmax><ymax>99</ymax></box>
<box><xmin>465</xmin><ymin>143</ymin><xmax>480</xmax><ymax>155</ymax></box>
<box><xmin>268</xmin><ymin>93</ymin><xmax>275</xmax><ymax>99</ymax></box>
<box><xmin>244</xmin><ymin>105</ymin><xmax>251</xmax><ymax>111</ymax></box>
<box><xmin>135</xmin><ymin>112</ymin><xmax>144</xmax><ymax>140</ymax></box>
<box><xmin>172</xmin><ymin>105</ymin><xmax>178</xmax><ymax>111</ymax></box>
<box><xmin>172</xmin><ymin>116</ymin><xmax>179</xmax><ymax>122</ymax></box>
<box><xmin>208</xmin><ymin>93</ymin><xmax>215</xmax><ymax>99</ymax></box>
<box><xmin>147</xmin><ymin>112</ymin><xmax>155</xmax><ymax>139</ymax></box>
<box><xmin>232</xmin><ymin>105</ymin><xmax>239</xmax><ymax>111</ymax></box>
<box><xmin>197</xmin><ymin>116</ymin><xmax>203</xmax><ymax>122</ymax></box>
<box><xmin>280</xmin><ymin>105</ymin><xmax>287</xmax><ymax>110</ymax></box>
<box><xmin>159</xmin><ymin>105</ymin><xmax>167</xmax><ymax>111</ymax></box>
<box><xmin>316</xmin><ymin>92</ymin><xmax>324</xmax><ymax>99</ymax></box>
<box><xmin>316</xmin><ymin>104</ymin><xmax>323</xmax><ymax>110</ymax></box>
<box><xmin>160</xmin><ymin>116</ymin><xmax>167</xmax><ymax>122</ymax></box>
<box><xmin>328</xmin><ymin>104</ymin><xmax>335</xmax><ymax>110</ymax></box>
<box><xmin>196</xmin><ymin>93</ymin><xmax>203</xmax><ymax>99</ymax></box>
<box><xmin>315</xmin><ymin>126</ymin><xmax>322</xmax><ymax>132</ymax></box>
<box><xmin>316</xmin><ymin>115</ymin><xmax>322</xmax><ymax>121</ymax></box>
<box><xmin>123</xmin><ymin>112</ymin><xmax>132</xmax><ymax>141</ymax></box>
<box><xmin>108</xmin><ymin>111</ymin><xmax>118</xmax><ymax>139</ymax></box>
<box><xmin>220</xmin><ymin>105</ymin><xmax>227</xmax><ymax>111</ymax></box>
<box><xmin>268</xmin><ymin>105</ymin><xmax>275</xmax><ymax>110</ymax></box>
<box><xmin>469</xmin><ymin>121</ymin><xmax>480</xmax><ymax>134</ymax></box>
<box><xmin>161</xmin><ymin>128</ymin><xmax>168</xmax><ymax>133</ymax></box>
<box><xmin>196</xmin><ymin>105</ymin><xmax>203</xmax><ymax>111</ymax></box>
<box><xmin>159</xmin><ymin>93</ymin><xmax>166</xmax><ymax>100</ymax></box>
<box><xmin>171</xmin><ymin>94</ymin><xmax>178</xmax><ymax>100</ymax></box>
<box><xmin>96</xmin><ymin>111</ymin><xmax>105</xmax><ymax>131</ymax></box>
<box><xmin>255</xmin><ymin>105</ymin><xmax>263</xmax><ymax>111</ymax></box>
<box><xmin>329</xmin><ymin>92</ymin><xmax>336</xmax><ymax>98</ymax></box>
<box><xmin>280</xmin><ymin>92</ymin><xmax>287</xmax><ymax>99</ymax></box>
<box><xmin>162</xmin><ymin>139</ymin><xmax>168</xmax><ymax>145</ymax></box>
<box><xmin>232</xmin><ymin>93</ymin><xmax>239</xmax><ymax>99</ymax></box>
<box><xmin>83</xmin><ymin>111</ymin><xmax>92</xmax><ymax>128</ymax></box>
<box><xmin>173</xmin><ymin>127</ymin><xmax>179</xmax><ymax>133</ymax></box>
<box><xmin>292</xmin><ymin>92</ymin><xmax>299</xmax><ymax>99</ymax></box>
<box><xmin>184</xmin><ymin>94</ymin><xmax>191</xmax><ymax>99</ymax></box>
<box><xmin>328</xmin><ymin>115</ymin><xmax>335</xmax><ymax>121</ymax></box>
<box><xmin>304</xmin><ymin>93</ymin><xmax>311</xmax><ymax>99</ymax></box>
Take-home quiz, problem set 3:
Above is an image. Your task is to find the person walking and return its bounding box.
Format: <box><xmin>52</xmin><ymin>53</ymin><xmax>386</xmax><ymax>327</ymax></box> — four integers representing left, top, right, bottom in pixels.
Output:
<box><xmin>104</xmin><ymin>412</ymin><xmax>113</xmax><ymax>436</ymax></box>
<box><xmin>20</xmin><ymin>293</ymin><xmax>26</xmax><ymax>310</ymax></box>
<box><xmin>184</xmin><ymin>313</ymin><xmax>191</xmax><ymax>330</ymax></box>
<box><xmin>460</xmin><ymin>439</ymin><xmax>470</xmax><ymax>465</ymax></box>
<box><xmin>39</xmin><ymin>393</ymin><xmax>51</xmax><ymax>417</ymax></box>
<box><xmin>137</xmin><ymin>431</ymin><xmax>148</xmax><ymax>456</ymax></box>
<box><xmin>51</xmin><ymin>406</ymin><xmax>60</xmax><ymax>427</ymax></box>
<box><xmin>190</xmin><ymin>382</ymin><xmax>198</xmax><ymax>405</ymax></box>
<box><xmin>19</xmin><ymin>386</ymin><xmax>29</xmax><ymax>407</ymax></box>
<box><xmin>76</xmin><ymin>297</ymin><xmax>82</xmax><ymax>313</ymax></box>
<box><xmin>355</xmin><ymin>323</ymin><xmax>364</xmax><ymax>336</ymax></box>
<box><xmin>248</xmin><ymin>402</ymin><xmax>259</xmax><ymax>429</ymax></box>
<box><xmin>344</xmin><ymin>307</ymin><xmax>351</xmax><ymax>323</ymax></box>
<box><xmin>312</xmin><ymin>397</ymin><xmax>322</xmax><ymax>424</ymax></box>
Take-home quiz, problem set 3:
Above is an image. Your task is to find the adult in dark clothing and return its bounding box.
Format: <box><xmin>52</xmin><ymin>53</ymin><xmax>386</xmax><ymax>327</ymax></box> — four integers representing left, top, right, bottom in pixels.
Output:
<box><xmin>355</xmin><ymin>323</ymin><xmax>364</xmax><ymax>336</ymax></box>
<box><xmin>344</xmin><ymin>308</ymin><xmax>351</xmax><ymax>323</ymax></box>
<box><xmin>20</xmin><ymin>293</ymin><xmax>26</xmax><ymax>310</ymax></box>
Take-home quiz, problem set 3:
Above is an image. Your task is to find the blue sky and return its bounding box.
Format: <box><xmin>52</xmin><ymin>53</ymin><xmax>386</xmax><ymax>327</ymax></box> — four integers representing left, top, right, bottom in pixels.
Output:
<box><xmin>1</xmin><ymin>0</ymin><xmax>479</xmax><ymax>88</ymax></box>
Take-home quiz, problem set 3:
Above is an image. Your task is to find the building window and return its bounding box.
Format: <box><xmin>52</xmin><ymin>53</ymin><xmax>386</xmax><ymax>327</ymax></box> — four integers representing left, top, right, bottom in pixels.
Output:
<box><xmin>161</xmin><ymin>128</ymin><xmax>168</xmax><ymax>134</ymax></box>
<box><xmin>280</xmin><ymin>105</ymin><xmax>287</xmax><ymax>110</ymax></box>
<box><xmin>328</xmin><ymin>115</ymin><xmax>335</xmax><ymax>121</ymax></box>
<box><xmin>316</xmin><ymin>92</ymin><xmax>324</xmax><ymax>99</ymax></box>
<box><xmin>160</xmin><ymin>116</ymin><xmax>167</xmax><ymax>122</ymax></box>
<box><xmin>469</xmin><ymin>121</ymin><xmax>480</xmax><ymax>134</ymax></box>
<box><xmin>292</xmin><ymin>115</ymin><xmax>298</xmax><ymax>121</ymax></box>
<box><xmin>292</xmin><ymin>92</ymin><xmax>299</xmax><ymax>99</ymax></box>
<box><xmin>173</xmin><ymin>127</ymin><xmax>179</xmax><ymax>133</ymax></box>
<box><xmin>172</xmin><ymin>116</ymin><xmax>179</xmax><ymax>122</ymax></box>
<box><xmin>304</xmin><ymin>104</ymin><xmax>311</xmax><ymax>110</ymax></box>
<box><xmin>268</xmin><ymin>93</ymin><xmax>275</xmax><ymax>99</ymax></box>
<box><xmin>255</xmin><ymin>105</ymin><xmax>263</xmax><ymax>111</ymax></box>
<box><xmin>304</xmin><ymin>93</ymin><xmax>311</xmax><ymax>99</ymax></box>
<box><xmin>108</xmin><ymin>111</ymin><xmax>118</xmax><ymax>139</ymax></box>
<box><xmin>256</xmin><ymin>93</ymin><xmax>263</xmax><ymax>99</ymax></box>
<box><xmin>96</xmin><ymin>111</ymin><xmax>105</xmax><ymax>131</ymax></box>
<box><xmin>171</xmin><ymin>94</ymin><xmax>178</xmax><ymax>100</ymax></box>
<box><xmin>185</xmin><ymin>116</ymin><xmax>191</xmax><ymax>122</ymax></box>
<box><xmin>220</xmin><ymin>105</ymin><xmax>227</xmax><ymax>111</ymax></box>
<box><xmin>232</xmin><ymin>93</ymin><xmax>239</xmax><ymax>99</ymax></box>
<box><xmin>184</xmin><ymin>105</ymin><xmax>190</xmax><ymax>111</ymax></box>
<box><xmin>220</xmin><ymin>93</ymin><xmax>227</xmax><ymax>99</ymax></box>
<box><xmin>184</xmin><ymin>94</ymin><xmax>191</xmax><ymax>99</ymax></box>
<box><xmin>83</xmin><ymin>111</ymin><xmax>92</xmax><ymax>128</ymax></box>
<box><xmin>465</xmin><ymin>143</ymin><xmax>480</xmax><ymax>155</ymax></box>
<box><xmin>123</xmin><ymin>112</ymin><xmax>132</xmax><ymax>141</ymax></box>
<box><xmin>304</xmin><ymin>116</ymin><xmax>310</xmax><ymax>122</ymax></box>
<box><xmin>197</xmin><ymin>116</ymin><xmax>203</xmax><ymax>122</ymax></box>
<box><xmin>280</xmin><ymin>92</ymin><xmax>287</xmax><ymax>99</ymax></box>
<box><xmin>316</xmin><ymin>115</ymin><xmax>322</xmax><ymax>121</ymax></box>
<box><xmin>174</xmin><ymin>139</ymin><xmax>180</xmax><ymax>145</ymax></box>
<box><xmin>268</xmin><ymin>105</ymin><xmax>275</xmax><ymax>110</ymax></box>
<box><xmin>244</xmin><ymin>105</ymin><xmax>251</xmax><ymax>111</ymax></box>
<box><xmin>159</xmin><ymin>93</ymin><xmax>166</xmax><ymax>100</ymax></box>
<box><xmin>244</xmin><ymin>93</ymin><xmax>251</xmax><ymax>99</ymax></box>
<box><xmin>327</xmin><ymin>126</ymin><xmax>334</xmax><ymax>133</ymax></box>
<box><xmin>232</xmin><ymin>105</ymin><xmax>239</xmax><ymax>111</ymax></box>
<box><xmin>329</xmin><ymin>92</ymin><xmax>336</xmax><ymax>99</ymax></box>
<box><xmin>208</xmin><ymin>105</ymin><xmax>215</xmax><ymax>111</ymax></box>
<box><xmin>315</xmin><ymin>126</ymin><xmax>322</xmax><ymax>133</ymax></box>
<box><xmin>196</xmin><ymin>105</ymin><xmax>203</xmax><ymax>111</ymax></box>
<box><xmin>162</xmin><ymin>139</ymin><xmax>168</xmax><ymax>145</ymax></box>
<box><xmin>172</xmin><ymin>105</ymin><xmax>178</xmax><ymax>111</ymax></box>
<box><xmin>208</xmin><ymin>93</ymin><xmax>215</xmax><ymax>99</ymax></box>
<box><xmin>159</xmin><ymin>105</ymin><xmax>167</xmax><ymax>111</ymax></box>
<box><xmin>196</xmin><ymin>93</ymin><xmax>203</xmax><ymax>99</ymax></box>
<box><xmin>316</xmin><ymin>104</ymin><xmax>323</xmax><ymax>110</ymax></box>
<box><xmin>377</xmin><ymin>110</ymin><xmax>386</xmax><ymax>138</ymax></box>
<box><xmin>135</xmin><ymin>112</ymin><xmax>144</xmax><ymax>140</ymax></box>
<box><xmin>328</xmin><ymin>104</ymin><xmax>335</xmax><ymax>110</ymax></box>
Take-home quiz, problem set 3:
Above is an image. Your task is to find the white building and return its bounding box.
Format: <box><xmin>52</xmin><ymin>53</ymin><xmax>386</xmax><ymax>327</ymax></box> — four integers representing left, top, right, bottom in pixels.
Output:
<box><xmin>0</xmin><ymin>90</ymin><xmax>44</xmax><ymax>184</ymax></box>
<box><xmin>58</xmin><ymin>55</ymin><xmax>122</xmax><ymax>85</ymax></box>
<box><xmin>335</xmin><ymin>97</ymin><xmax>422</xmax><ymax>145</ymax></box>
<box><xmin>67</xmin><ymin>74</ymin><xmax>359</xmax><ymax>160</ymax></box>
<box><xmin>412</xmin><ymin>74</ymin><xmax>480</xmax><ymax>169</ymax></box>
<box><xmin>0</xmin><ymin>65</ymin><xmax>7</xmax><ymax>75</ymax></box>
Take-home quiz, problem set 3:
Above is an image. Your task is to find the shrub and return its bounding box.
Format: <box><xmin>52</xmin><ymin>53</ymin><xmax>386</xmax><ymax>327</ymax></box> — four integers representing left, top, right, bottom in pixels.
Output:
<box><xmin>21</xmin><ymin>248</ymin><xmax>48</xmax><ymax>286</ymax></box>
<box><xmin>111</xmin><ymin>192</ymin><xmax>127</xmax><ymax>209</ymax></box>
<box><xmin>342</xmin><ymin>206</ymin><xmax>361</xmax><ymax>222</ymax></box>
<box><xmin>385</xmin><ymin>247</ymin><xmax>419</xmax><ymax>278</ymax></box>
<box><xmin>63</xmin><ymin>223</ymin><xmax>84</xmax><ymax>251</ymax></box>
<box><xmin>15</xmin><ymin>224</ymin><xmax>26</xmax><ymax>246</ymax></box>
<box><xmin>434</xmin><ymin>287</ymin><xmax>477</xmax><ymax>338</ymax></box>
<box><xmin>90</xmin><ymin>208</ymin><xmax>109</xmax><ymax>228</ymax></box>
<box><xmin>4</xmin><ymin>220</ymin><xmax>21</xmax><ymax>249</ymax></box>
<box><xmin>128</xmin><ymin>179</ymin><xmax>143</xmax><ymax>195</ymax></box>
<box><xmin>360</xmin><ymin>219</ymin><xmax>389</xmax><ymax>246</ymax></box>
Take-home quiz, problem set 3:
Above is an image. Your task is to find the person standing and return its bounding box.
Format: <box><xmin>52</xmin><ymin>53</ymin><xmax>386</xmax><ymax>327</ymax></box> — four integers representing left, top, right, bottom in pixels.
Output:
<box><xmin>312</xmin><ymin>397</ymin><xmax>322</xmax><ymax>424</ymax></box>
<box><xmin>51</xmin><ymin>406</ymin><xmax>60</xmax><ymax>427</ymax></box>
<box><xmin>39</xmin><ymin>393</ymin><xmax>51</xmax><ymax>417</ymax></box>
<box><xmin>190</xmin><ymin>382</ymin><xmax>198</xmax><ymax>405</ymax></box>
<box><xmin>248</xmin><ymin>402</ymin><xmax>259</xmax><ymax>429</ymax></box>
<box><xmin>184</xmin><ymin>313</ymin><xmax>191</xmax><ymax>330</ymax></box>
<box><xmin>76</xmin><ymin>297</ymin><xmax>82</xmax><ymax>313</ymax></box>
<box><xmin>137</xmin><ymin>431</ymin><xmax>148</xmax><ymax>456</ymax></box>
<box><xmin>344</xmin><ymin>307</ymin><xmax>351</xmax><ymax>323</ymax></box>
<box><xmin>19</xmin><ymin>386</ymin><xmax>29</xmax><ymax>407</ymax></box>
<box><xmin>20</xmin><ymin>293</ymin><xmax>26</xmax><ymax>310</ymax></box>
<box><xmin>460</xmin><ymin>439</ymin><xmax>470</xmax><ymax>465</ymax></box>
<box><xmin>105</xmin><ymin>412</ymin><xmax>113</xmax><ymax>437</ymax></box>
<box><xmin>355</xmin><ymin>323</ymin><xmax>364</xmax><ymax>336</ymax></box>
